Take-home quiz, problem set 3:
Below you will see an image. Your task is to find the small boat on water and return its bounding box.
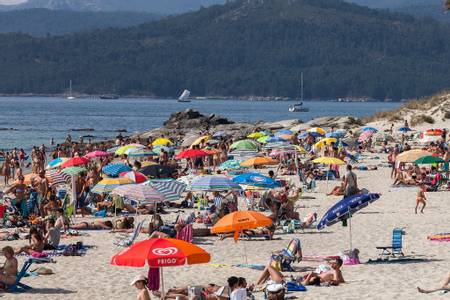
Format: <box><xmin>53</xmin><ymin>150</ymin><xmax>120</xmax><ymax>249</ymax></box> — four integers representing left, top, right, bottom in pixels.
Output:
<box><xmin>289</xmin><ymin>102</ymin><xmax>309</xmax><ymax>112</ymax></box>
<box><xmin>177</xmin><ymin>89</ymin><xmax>191</xmax><ymax>102</ymax></box>
<box><xmin>289</xmin><ymin>72</ymin><xmax>309</xmax><ymax>112</ymax></box>
<box><xmin>99</xmin><ymin>94</ymin><xmax>120</xmax><ymax>100</ymax></box>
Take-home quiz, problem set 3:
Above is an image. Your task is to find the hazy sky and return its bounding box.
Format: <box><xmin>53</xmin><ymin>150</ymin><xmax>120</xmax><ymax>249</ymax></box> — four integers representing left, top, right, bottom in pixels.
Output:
<box><xmin>0</xmin><ymin>0</ymin><xmax>27</xmax><ymax>4</ymax></box>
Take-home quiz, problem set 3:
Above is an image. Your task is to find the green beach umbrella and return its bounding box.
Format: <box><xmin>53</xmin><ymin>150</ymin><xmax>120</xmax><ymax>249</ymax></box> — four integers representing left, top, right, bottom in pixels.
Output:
<box><xmin>61</xmin><ymin>166</ymin><xmax>87</xmax><ymax>176</ymax></box>
<box><xmin>230</xmin><ymin>139</ymin><xmax>259</xmax><ymax>151</ymax></box>
<box><xmin>257</xmin><ymin>136</ymin><xmax>270</xmax><ymax>144</ymax></box>
<box><xmin>219</xmin><ymin>159</ymin><xmax>247</xmax><ymax>171</ymax></box>
<box><xmin>413</xmin><ymin>156</ymin><xmax>444</xmax><ymax>165</ymax></box>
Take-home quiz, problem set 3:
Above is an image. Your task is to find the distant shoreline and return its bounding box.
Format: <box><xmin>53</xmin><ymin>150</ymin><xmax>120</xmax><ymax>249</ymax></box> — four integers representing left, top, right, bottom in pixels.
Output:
<box><xmin>0</xmin><ymin>94</ymin><xmax>403</xmax><ymax>103</ymax></box>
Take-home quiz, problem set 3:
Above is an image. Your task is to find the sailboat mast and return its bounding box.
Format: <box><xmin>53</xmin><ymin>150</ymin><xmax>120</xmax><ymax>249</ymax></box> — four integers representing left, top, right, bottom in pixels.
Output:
<box><xmin>69</xmin><ymin>80</ymin><xmax>72</xmax><ymax>96</ymax></box>
<box><xmin>300</xmin><ymin>72</ymin><xmax>304</xmax><ymax>102</ymax></box>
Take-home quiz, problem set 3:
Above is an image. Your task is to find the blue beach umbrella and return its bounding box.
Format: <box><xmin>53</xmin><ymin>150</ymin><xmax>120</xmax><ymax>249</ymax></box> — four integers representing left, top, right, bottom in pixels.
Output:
<box><xmin>232</xmin><ymin>173</ymin><xmax>281</xmax><ymax>189</ymax></box>
<box><xmin>317</xmin><ymin>193</ymin><xmax>381</xmax><ymax>249</ymax></box>
<box><xmin>266</xmin><ymin>136</ymin><xmax>287</xmax><ymax>143</ymax></box>
<box><xmin>275</xmin><ymin>129</ymin><xmax>293</xmax><ymax>136</ymax></box>
<box><xmin>102</xmin><ymin>163</ymin><xmax>132</xmax><ymax>177</ymax></box>
<box><xmin>362</xmin><ymin>127</ymin><xmax>378</xmax><ymax>133</ymax></box>
<box><xmin>46</xmin><ymin>157</ymin><xmax>69</xmax><ymax>169</ymax></box>
<box><xmin>190</xmin><ymin>175</ymin><xmax>241</xmax><ymax>191</ymax></box>
<box><xmin>398</xmin><ymin>127</ymin><xmax>412</xmax><ymax>133</ymax></box>
<box><xmin>299</xmin><ymin>132</ymin><xmax>322</xmax><ymax>139</ymax></box>
<box><xmin>326</xmin><ymin>131</ymin><xmax>345</xmax><ymax>138</ymax></box>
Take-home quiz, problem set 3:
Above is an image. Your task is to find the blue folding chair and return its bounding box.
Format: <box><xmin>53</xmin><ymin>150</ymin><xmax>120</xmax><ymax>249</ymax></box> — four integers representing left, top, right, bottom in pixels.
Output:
<box><xmin>376</xmin><ymin>228</ymin><xmax>405</xmax><ymax>258</ymax></box>
<box><xmin>6</xmin><ymin>258</ymin><xmax>34</xmax><ymax>292</ymax></box>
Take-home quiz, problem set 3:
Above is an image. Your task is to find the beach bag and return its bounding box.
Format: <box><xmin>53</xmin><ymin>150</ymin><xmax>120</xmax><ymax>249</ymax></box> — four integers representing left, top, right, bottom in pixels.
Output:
<box><xmin>63</xmin><ymin>244</ymin><xmax>80</xmax><ymax>256</ymax></box>
<box><xmin>286</xmin><ymin>281</ymin><xmax>306</xmax><ymax>292</ymax></box>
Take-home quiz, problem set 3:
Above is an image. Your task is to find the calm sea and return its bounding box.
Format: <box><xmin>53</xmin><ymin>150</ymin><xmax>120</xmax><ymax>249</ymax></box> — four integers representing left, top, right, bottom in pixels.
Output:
<box><xmin>0</xmin><ymin>97</ymin><xmax>400</xmax><ymax>150</ymax></box>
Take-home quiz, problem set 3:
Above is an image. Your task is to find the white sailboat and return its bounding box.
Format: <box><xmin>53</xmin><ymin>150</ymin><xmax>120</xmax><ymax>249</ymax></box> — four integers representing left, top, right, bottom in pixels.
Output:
<box><xmin>177</xmin><ymin>89</ymin><xmax>191</xmax><ymax>102</ymax></box>
<box><xmin>67</xmin><ymin>80</ymin><xmax>75</xmax><ymax>100</ymax></box>
<box><xmin>289</xmin><ymin>73</ymin><xmax>309</xmax><ymax>112</ymax></box>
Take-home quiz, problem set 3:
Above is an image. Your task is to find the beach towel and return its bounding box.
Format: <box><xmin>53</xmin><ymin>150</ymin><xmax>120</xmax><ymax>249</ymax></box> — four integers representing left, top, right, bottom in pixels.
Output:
<box><xmin>427</xmin><ymin>233</ymin><xmax>450</xmax><ymax>242</ymax></box>
<box><xmin>147</xmin><ymin>267</ymin><xmax>160</xmax><ymax>291</ymax></box>
<box><xmin>286</xmin><ymin>281</ymin><xmax>307</xmax><ymax>292</ymax></box>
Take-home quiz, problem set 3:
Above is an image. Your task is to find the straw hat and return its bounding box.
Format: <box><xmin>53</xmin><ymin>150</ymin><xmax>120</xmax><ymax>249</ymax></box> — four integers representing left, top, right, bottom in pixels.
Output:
<box><xmin>130</xmin><ymin>274</ymin><xmax>147</xmax><ymax>286</ymax></box>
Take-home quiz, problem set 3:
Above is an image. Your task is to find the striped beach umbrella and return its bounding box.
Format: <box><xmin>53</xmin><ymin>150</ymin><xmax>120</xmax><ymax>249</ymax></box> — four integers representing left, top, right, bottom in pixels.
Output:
<box><xmin>92</xmin><ymin>177</ymin><xmax>133</xmax><ymax>194</ymax></box>
<box><xmin>219</xmin><ymin>159</ymin><xmax>245</xmax><ymax>171</ymax></box>
<box><xmin>307</xmin><ymin>127</ymin><xmax>326</xmax><ymax>136</ymax></box>
<box><xmin>144</xmin><ymin>179</ymin><xmax>186</xmax><ymax>202</ymax></box>
<box><xmin>128</xmin><ymin>149</ymin><xmax>157</xmax><ymax>157</ymax></box>
<box><xmin>362</xmin><ymin>127</ymin><xmax>378</xmax><ymax>133</ymax></box>
<box><xmin>111</xmin><ymin>184</ymin><xmax>166</xmax><ymax>203</ymax></box>
<box><xmin>61</xmin><ymin>166</ymin><xmax>87</xmax><ymax>176</ymax></box>
<box><xmin>190</xmin><ymin>175</ymin><xmax>241</xmax><ymax>191</ymax></box>
<box><xmin>228</xmin><ymin>150</ymin><xmax>260</xmax><ymax>159</ymax></box>
<box><xmin>102</xmin><ymin>163</ymin><xmax>132</xmax><ymax>177</ymax></box>
<box><xmin>119</xmin><ymin>171</ymin><xmax>148</xmax><ymax>183</ymax></box>
<box><xmin>46</xmin><ymin>157</ymin><xmax>69</xmax><ymax>170</ymax></box>
<box><xmin>61</xmin><ymin>157</ymin><xmax>89</xmax><ymax>168</ymax></box>
<box><xmin>46</xmin><ymin>169</ymin><xmax>71</xmax><ymax>186</ymax></box>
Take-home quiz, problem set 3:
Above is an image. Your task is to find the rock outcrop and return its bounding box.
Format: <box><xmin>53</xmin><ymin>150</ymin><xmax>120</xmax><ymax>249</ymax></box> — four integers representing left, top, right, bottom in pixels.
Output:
<box><xmin>163</xmin><ymin>109</ymin><xmax>234</xmax><ymax>129</ymax></box>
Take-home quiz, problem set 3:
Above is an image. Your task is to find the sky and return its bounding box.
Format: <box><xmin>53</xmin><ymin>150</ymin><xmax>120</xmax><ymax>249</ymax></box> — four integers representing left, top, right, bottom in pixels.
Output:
<box><xmin>0</xmin><ymin>0</ymin><xmax>27</xmax><ymax>4</ymax></box>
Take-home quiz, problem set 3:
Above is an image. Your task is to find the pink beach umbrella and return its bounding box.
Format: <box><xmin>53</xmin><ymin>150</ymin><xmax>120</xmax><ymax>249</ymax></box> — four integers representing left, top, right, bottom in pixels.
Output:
<box><xmin>358</xmin><ymin>131</ymin><xmax>374</xmax><ymax>143</ymax></box>
<box><xmin>85</xmin><ymin>151</ymin><xmax>111</xmax><ymax>159</ymax></box>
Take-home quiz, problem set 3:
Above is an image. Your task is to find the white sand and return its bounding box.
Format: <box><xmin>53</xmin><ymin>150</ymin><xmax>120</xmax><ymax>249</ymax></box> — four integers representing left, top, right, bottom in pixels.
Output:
<box><xmin>2</xmin><ymin>154</ymin><xmax>449</xmax><ymax>300</ymax></box>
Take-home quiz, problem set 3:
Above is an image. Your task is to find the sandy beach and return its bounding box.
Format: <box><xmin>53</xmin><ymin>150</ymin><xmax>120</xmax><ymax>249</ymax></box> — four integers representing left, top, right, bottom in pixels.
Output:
<box><xmin>2</xmin><ymin>152</ymin><xmax>449</xmax><ymax>299</ymax></box>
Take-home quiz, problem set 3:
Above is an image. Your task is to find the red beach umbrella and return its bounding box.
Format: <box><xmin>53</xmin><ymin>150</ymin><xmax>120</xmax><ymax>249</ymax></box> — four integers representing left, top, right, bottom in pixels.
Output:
<box><xmin>85</xmin><ymin>151</ymin><xmax>111</xmax><ymax>159</ymax></box>
<box><xmin>61</xmin><ymin>157</ymin><xmax>89</xmax><ymax>168</ymax></box>
<box><xmin>119</xmin><ymin>171</ymin><xmax>148</xmax><ymax>183</ymax></box>
<box><xmin>175</xmin><ymin>149</ymin><xmax>208</xmax><ymax>159</ymax></box>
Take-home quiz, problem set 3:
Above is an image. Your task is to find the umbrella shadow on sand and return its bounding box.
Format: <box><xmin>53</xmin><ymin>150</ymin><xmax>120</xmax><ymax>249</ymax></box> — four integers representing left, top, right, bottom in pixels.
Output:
<box><xmin>27</xmin><ymin>287</ymin><xmax>77</xmax><ymax>295</ymax></box>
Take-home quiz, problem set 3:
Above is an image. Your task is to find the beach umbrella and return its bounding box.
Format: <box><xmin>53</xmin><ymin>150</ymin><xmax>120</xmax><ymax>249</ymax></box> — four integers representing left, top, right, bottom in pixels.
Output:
<box><xmin>128</xmin><ymin>149</ymin><xmax>157</xmax><ymax>157</ymax></box>
<box><xmin>61</xmin><ymin>166</ymin><xmax>87</xmax><ymax>176</ymax></box>
<box><xmin>396</xmin><ymin>149</ymin><xmax>433</xmax><ymax>163</ymax></box>
<box><xmin>266</xmin><ymin>136</ymin><xmax>287</xmax><ymax>143</ymax></box>
<box><xmin>247</xmin><ymin>132</ymin><xmax>266</xmax><ymax>139</ymax></box>
<box><xmin>115</xmin><ymin>145</ymin><xmax>143</xmax><ymax>156</ymax></box>
<box><xmin>202</xmin><ymin>148</ymin><xmax>221</xmax><ymax>155</ymax></box>
<box><xmin>106</xmin><ymin>146</ymin><xmax>120</xmax><ymax>154</ymax></box>
<box><xmin>85</xmin><ymin>151</ymin><xmax>110</xmax><ymax>159</ymax></box>
<box><xmin>232</xmin><ymin>173</ymin><xmax>281</xmax><ymax>188</ymax></box>
<box><xmin>362</xmin><ymin>127</ymin><xmax>378</xmax><ymax>133</ymax></box>
<box><xmin>219</xmin><ymin>159</ymin><xmax>245</xmax><ymax>171</ymax></box>
<box><xmin>60</xmin><ymin>157</ymin><xmax>89</xmax><ymax>168</ymax></box>
<box><xmin>314</xmin><ymin>138</ymin><xmax>337</xmax><ymax>148</ymax></box>
<box><xmin>211</xmin><ymin>211</ymin><xmax>272</xmax><ymax>241</ymax></box>
<box><xmin>425</xmin><ymin>129</ymin><xmax>443</xmax><ymax>136</ymax></box>
<box><xmin>177</xmin><ymin>174</ymin><xmax>196</xmax><ymax>189</ymax></box>
<box><xmin>190</xmin><ymin>175</ymin><xmax>241</xmax><ymax>191</ymax></box>
<box><xmin>152</xmin><ymin>138</ymin><xmax>173</xmax><ymax>146</ymax></box>
<box><xmin>230</xmin><ymin>140</ymin><xmax>259</xmax><ymax>151</ymax></box>
<box><xmin>102</xmin><ymin>163</ymin><xmax>132</xmax><ymax>177</ymax></box>
<box><xmin>45</xmin><ymin>157</ymin><xmax>69</xmax><ymax>169</ymax></box>
<box><xmin>46</xmin><ymin>169</ymin><xmax>71</xmax><ymax>186</ymax></box>
<box><xmin>212</xmin><ymin>131</ymin><xmax>227</xmax><ymax>138</ymax></box>
<box><xmin>299</xmin><ymin>131</ymin><xmax>322</xmax><ymax>139</ymax></box>
<box><xmin>326</xmin><ymin>131</ymin><xmax>345</xmax><ymax>138</ymax></box>
<box><xmin>175</xmin><ymin>149</ymin><xmax>208</xmax><ymax>159</ymax></box>
<box><xmin>111</xmin><ymin>184</ymin><xmax>165</xmax><ymax>203</ymax></box>
<box><xmin>144</xmin><ymin>179</ymin><xmax>187</xmax><ymax>202</ymax></box>
<box><xmin>307</xmin><ymin>127</ymin><xmax>326</xmax><ymax>136</ymax></box>
<box><xmin>317</xmin><ymin>193</ymin><xmax>381</xmax><ymax>250</ymax></box>
<box><xmin>312</xmin><ymin>157</ymin><xmax>345</xmax><ymax>165</ymax></box>
<box><xmin>358</xmin><ymin>130</ymin><xmax>374</xmax><ymax>142</ymax></box>
<box><xmin>124</xmin><ymin>146</ymin><xmax>146</xmax><ymax>155</ymax></box>
<box><xmin>229</xmin><ymin>150</ymin><xmax>260</xmax><ymax>159</ymax></box>
<box><xmin>398</xmin><ymin>127</ymin><xmax>412</xmax><ymax>133</ymax></box>
<box><xmin>140</xmin><ymin>165</ymin><xmax>176</xmax><ymax>179</ymax></box>
<box><xmin>257</xmin><ymin>136</ymin><xmax>270</xmax><ymax>144</ymax></box>
<box><xmin>91</xmin><ymin>177</ymin><xmax>133</xmax><ymax>194</ymax></box>
<box><xmin>119</xmin><ymin>171</ymin><xmax>148</xmax><ymax>183</ymax></box>
<box><xmin>190</xmin><ymin>135</ymin><xmax>210</xmax><ymax>147</ymax></box>
<box><xmin>413</xmin><ymin>156</ymin><xmax>445</xmax><ymax>165</ymax></box>
<box><xmin>141</xmin><ymin>161</ymin><xmax>158</xmax><ymax>167</ymax></box>
<box><xmin>152</xmin><ymin>146</ymin><xmax>174</xmax><ymax>155</ymax></box>
<box><xmin>275</xmin><ymin>129</ymin><xmax>293</xmax><ymax>136</ymax></box>
<box><xmin>269</xmin><ymin>149</ymin><xmax>296</xmax><ymax>157</ymax></box>
<box><xmin>240</xmin><ymin>156</ymin><xmax>279</xmax><ymax>167</ymax></box>
<box><xmin>111</xmin><ymin>238</ymin><xmax>210</xmax><ymax>298</ymax></box>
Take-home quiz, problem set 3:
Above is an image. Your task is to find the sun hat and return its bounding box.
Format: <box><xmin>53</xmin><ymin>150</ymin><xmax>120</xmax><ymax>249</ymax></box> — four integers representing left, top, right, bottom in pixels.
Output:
<box><xmin>130</xmin><ymin>274</ymin><xmax>147</xmax><ymax>286</ymax></box>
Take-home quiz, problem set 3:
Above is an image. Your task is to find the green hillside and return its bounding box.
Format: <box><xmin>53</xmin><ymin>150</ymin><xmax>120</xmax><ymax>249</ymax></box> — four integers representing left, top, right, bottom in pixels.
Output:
<box><xmin>1</xmin><ymin>0</ymin><xmax>450</xmax><ymax>99</ymax></box>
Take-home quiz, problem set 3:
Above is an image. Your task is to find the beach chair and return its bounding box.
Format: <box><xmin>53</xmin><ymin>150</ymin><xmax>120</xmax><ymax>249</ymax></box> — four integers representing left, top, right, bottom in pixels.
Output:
<box><xmin>5</xmin><ymin>258</ymin><xmax>48</xmax><ymax>292</ymax></box>
<box><xmin>271</xmin><ymin>238</ymin><xmax>302</xmax><ymax>272</ymax></box>
<box><xmin>376</xmin><ymin>228</ymin><xmax>405</xmax><ymax>258</ymax></box>
<box><xmin>114</xmin><ymin>219</ymin><xmax>145</xmax><ymax>247</ymax></box>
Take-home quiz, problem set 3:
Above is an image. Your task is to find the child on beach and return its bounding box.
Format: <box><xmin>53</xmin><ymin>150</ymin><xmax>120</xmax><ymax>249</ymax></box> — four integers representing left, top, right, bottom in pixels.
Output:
<box><xmin>415</xmin><ymin>184</ymin><xmax>427</xmax><ymax>214</ymax></box>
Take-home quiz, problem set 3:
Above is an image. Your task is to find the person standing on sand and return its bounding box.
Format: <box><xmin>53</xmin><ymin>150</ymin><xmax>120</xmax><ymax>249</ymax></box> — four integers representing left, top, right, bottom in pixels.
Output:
<box><xmin>34</xmin><ymin>171</ymin><xmax>49</xmax><ymax>216</ymax></box>
<box><xmin>415</xmin><ymin>184</ymin><xmax>427</xmax><ymax>214</ymax></box>
<box><xmin>2</xmin><ymin>153</ymin><xmax>11</xmax><ymax>186</ymax></box>
<box><xmin>343</xmin><ymin>165</ymin><xmax>358</xmax><ymax>197</ymax></box>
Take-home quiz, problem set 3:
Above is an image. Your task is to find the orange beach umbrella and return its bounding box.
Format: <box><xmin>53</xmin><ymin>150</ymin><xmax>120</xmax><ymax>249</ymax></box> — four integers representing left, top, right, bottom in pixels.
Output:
<box><xmin>240</xmin><ymin>156</ymin><xmax>279</xmax><ymax>167</ymax></box>
<box><xmin>211</xmin><ymin>211</ymin><xmax>273</xmax><ymax>241</ymax></box>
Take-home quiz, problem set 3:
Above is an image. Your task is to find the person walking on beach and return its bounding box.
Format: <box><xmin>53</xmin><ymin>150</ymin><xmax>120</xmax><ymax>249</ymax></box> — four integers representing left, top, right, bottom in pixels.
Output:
<box><xmin>343</xmin><ymin>165</ymin><xmax>358</xmax><ymax>197</ymax></box>
<box><xmin>415</xmin><ymin>184</ymin><xmax>427</xmax><ymax>214</ymax></box>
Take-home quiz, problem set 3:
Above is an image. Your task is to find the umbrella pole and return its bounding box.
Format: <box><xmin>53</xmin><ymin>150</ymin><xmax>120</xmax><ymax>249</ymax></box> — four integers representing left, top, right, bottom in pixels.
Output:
<box><xmin>71</xmin><ymin>175</ymin><xmax>77</xmax><ymax>218</ymax></box>
<box><xmin>348</xmin><ymin>211</ymin><xmax>352</xmax><ymax>251</ymax></box>
<box><xmin>242</xmin><ymin>232</ymin><xmax>248</xmax><ymax>265</ymax></box>
<box><xmin>160</xmin><ymin>267</ymin><xmax>165</xmax><ymax>299</ymax></box>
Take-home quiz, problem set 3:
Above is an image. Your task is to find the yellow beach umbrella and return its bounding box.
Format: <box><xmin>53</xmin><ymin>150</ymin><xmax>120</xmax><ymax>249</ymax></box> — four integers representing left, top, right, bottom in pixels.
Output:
<box><xmin>240</xmin><ymin>156</ymin><xmax>279</xmax><ymax>167</ymax></box>
<box><xmin>116</xmin><ymin>145</ymin><xmax>143</xmax><ymax>155</ymax></box>
<box><xmin>152</xmin><ymin>138</ymin><xmax>173</xmax><ymax>146</ymax></box>
<box><xmin>247</xmin><ymin>132</ymin><xmax>266</xmax><ymax>139</ymax></box>
<box><xmin>312</xmin><ymin>157</ymin><xmax>345</xmax><ymax>165</ymax></box>
<box><xmin>191</xmin><ymin>135</ymin><xmax>210</xmax><ymax>147</ymax></box>
<box><xmin>307</xmin><ymin>127</ymin><xmax>326</xmax><ymax>136</ymax></box>
<box><xmin>294</xmin><ymin>145</ymin><xmax>308</xmax><ymax>154</ymax></box>
<box><xmin>314</xmin><ymin>138</ymin><xmax>337</xmax><ymax>148</ymax></box>
<box><xmin>395</xmin><ymin>149</ymin><xmax>433</xmax><ymax>163</ymax></box>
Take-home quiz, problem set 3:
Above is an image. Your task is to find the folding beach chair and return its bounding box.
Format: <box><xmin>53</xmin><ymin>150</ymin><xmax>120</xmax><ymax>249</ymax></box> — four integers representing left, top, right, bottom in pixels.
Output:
<box><xmin>271</xmin><ymin>238</ymin><xmax>302</xmax><ymax>272</ymax></box>
<box><xmin>114</xmin><ymin>219</ymin><xmax>145</xmax><ymax>247</ymax></box>
<box><xmin>376</xmin><ymin>228</ymin><xmax>405</xmax><ymax>258</ymax></box>
<box><xmin>5</xmin><ymin>258</ymin><xmax>49</xmax><ymax>292</ymax></box>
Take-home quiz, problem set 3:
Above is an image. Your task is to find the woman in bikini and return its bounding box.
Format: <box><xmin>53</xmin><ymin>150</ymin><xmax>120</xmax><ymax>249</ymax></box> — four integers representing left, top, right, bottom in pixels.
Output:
<box><xmin>415</xmin><ymin>184</ymin><xmax>427</xmax><ymax>214</ymax></box>
<box><xmin>0</xmin><ymin>246</ymin><xmax>18</xmax><ymax>286</ymax></box>
<box><xmin>15</xmin><ymin>227</ymin><xmax>45</xmax><ymax>255</ymax></box>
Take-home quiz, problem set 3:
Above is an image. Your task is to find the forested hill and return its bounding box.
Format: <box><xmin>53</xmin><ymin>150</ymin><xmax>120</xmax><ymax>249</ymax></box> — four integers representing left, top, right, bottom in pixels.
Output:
<box><xmin>0</xmin><ymin>9</ymin><xmax>161</xmax><ymax>36</ymax></box>
<box><xmin>1</xmin><ymin>0</ymin><xmax>450</xmax><ymax>99</ymax></box>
